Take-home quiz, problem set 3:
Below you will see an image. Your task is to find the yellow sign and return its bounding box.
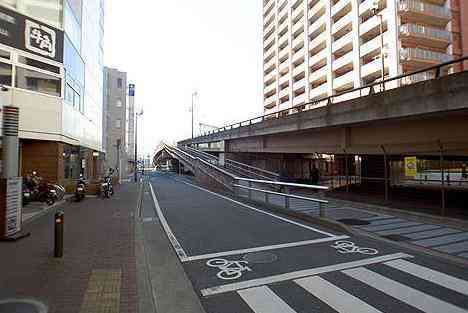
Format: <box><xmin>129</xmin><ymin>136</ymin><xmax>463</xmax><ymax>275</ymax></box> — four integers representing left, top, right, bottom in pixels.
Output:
<box><xmin>405</xmin><ymin>156</ymin><xmax>418</xmax><ymax>178</ymax></box>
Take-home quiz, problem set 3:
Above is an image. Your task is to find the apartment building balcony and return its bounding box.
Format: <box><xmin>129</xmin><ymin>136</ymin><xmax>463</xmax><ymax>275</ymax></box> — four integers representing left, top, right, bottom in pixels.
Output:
<box><xmin>264</xmin><ymin>69</ymin><xmax>278</xmax><ymax>85</ymax></box>
<box><xmin>293</xmin><ymin>63</ymin><xmax>305</xmax><ymax>77</ymax></box>
<box><xmin>333</xmin><ymin>70</ymin><xmax>354</xmax><ymax>91</ymax></box>
<box><xmin>265</xmin><ymin>33</ymin><xmax>276</xmax><ymax>49</ymax></box>
<box><xmin>401</xmin><ymin>72</ymin><xmax>434</xmax><ymax>85</ymax></box>
<box><xmin>264</xmin><ymin>40</ymin><xmax>276</xmax><ymax>56</ymax></box>
<box><xmin>361</xmin><ymin>57</ymin><xmax>388</xmax><ymax>80</ymax></box>
<box><xmin>264</xmin><ymin>3</ymin><xmax>275</xmax><ymax>20</ymax></box>
<box><xmin>359</xmin><ymin>0</ymin><xmax>384</xmax><ymax>17</ymax></box>
<box><xmin>332</xmin><ymin>51</ymin><xmax>353</xmax><ymax>72</ymax></box>
<box><xmin>264</xmin><ymin>94</ymin><xmax>277</xmax><ymax>109</ymax></box>
<box><xmin>309</xmin><ymin>83</ymin><xmax>328</xmax><ymax>100</ymax></box>
<box><xmin>263</xmin><ymin>0</ymin><xmax>274</xmax><ymax>14</ymax></box>
<box><xmin>360</xmin><ymin>8</ymin><xmax>389</xmax><ymax>38</ymax></box>
<box><xmin>277</xmin><ymin>99</ymin><xmax>291</xmax><ymax>111</ymax></box>
<box><xmin>279</xmin><ymin>59</ymin><xmax>289</xmax><ymax>74</ymax></box>
<box><xmin>400</xmin><ymin>23</ymin><xmax>452</xmax><ymax>49</ymax></box>
<box><xmin>292</xmin><ymin>48</ymin><xmax>305</xmax><ymax>64</ymax></box>
<box><xmin>278</xmin><ymin>0</ymin><xmax>288</xmax><ymax>15</ymax></box>
<box><xmin>309</xmin><ymin>15</ymin><xmax>326</xmax><ymax>37</ymax></box>
<box><xmin>332</xmin><ymin>11</ymin><xmax>352</xmax><ymax>37</ymax></box>
<box><xmin>309</xmin><ymin>65</ymin><xmax>328</xmax><ymax>84</ymax></box>
<box><xmin>293</xmin><ymin>92</ymin><xmax>306</xmax><ymax>106</ymax></box>
<box><xmin>332</xmin><ymin>32</ymin><xmax>353</xmax><ymax>55</ymax></box>
<box><xmin>309</xmin><ymin>0</ymin><xmax>325</xmax><ymax>21</ymax></box>
<box><xmin>292</xmin><ymin>4</ymin><xmax>304</xmax><ymax>21</ymax></box>
<box><xmin>400</xmin><ymin>47</ymin><xmax>453</xmax><ymax>67</ymax></box>
<box><xmin>332</xmin><ymin>0</ymin><xmax>351</xmax><ymax>19</ymax></box>
<box><xmin>310</xmin><ymin>32</ymin><xmax>326</xmax><ymax>53</ymax></box>
<box><xmin>279</xmin><ymin>33</ymin><xmax>289</xmax><ymax>48</ymax></box>
<box><xmin>398</xmin><ymin>0</ymin><xmax>452</xmax><ymax>27</ymax></box>
<box><xmin>293</xmin><ymin>77</ymin><xmax>306</xmax><ymax>92</ymax></box>
<box><xmin>279</xmin><ymin>45</ymin><xmax>289</xmax><ymax>60</ymax></box>
<box><xmin>279</xmin><ymin>73</ymin><xmax>289</xmax><ymax>85</ymax></box>
<box><xmin>264</xmin><ymin>57</ymin><xmax>276</xmax><ymax>72</ymax></box>
<box><xmin>264</xmin><ymin>21</ymin><xmax>275</xmax><ymax>38</ymax></box>
<box><xmin>264</xmin><ymin>82</ymin><xmax>277</xmax><ymax>97</ymax></box>
<box><xmin>279</xmin><ymin>86</ymin><xmax>290</xmax><ymax>98</ymax></box>
<box><xmin>278</xmin><ymin>17</ymin><xmax>288</xmax><ymax>34</ymax></box>
<box><xmin>292</xmin><ymin>33</ymin><xmax>305</xmax><ymax>51</ymax></box>
<box><xmin>360</xmin><ymin>32</ymin><xmax>389</xmax><ymax>58</ymax></box>
<box><xmin>293</xmin><ymin>17</ymin><xmax>305</xmax><ymax>34</ymax></box>
<box><xmin>309</xmin><ymin>49</ymin><xmax>327</xmax><ymax>69</ymax></box>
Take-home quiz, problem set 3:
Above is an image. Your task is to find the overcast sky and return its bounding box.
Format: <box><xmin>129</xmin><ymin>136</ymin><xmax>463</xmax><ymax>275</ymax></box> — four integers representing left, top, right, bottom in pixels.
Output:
<box><xmin>104</xmin><ymin>1</ymin><xmax>263</xmax><ymax>157</ymax></box>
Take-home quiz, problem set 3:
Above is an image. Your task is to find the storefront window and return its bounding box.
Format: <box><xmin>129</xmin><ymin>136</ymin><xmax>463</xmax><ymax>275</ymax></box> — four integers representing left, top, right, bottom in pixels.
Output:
<box><xmin>15</xmin><ymin>67</ymin><xmax>61</xmax><ymax>97</ymax></box>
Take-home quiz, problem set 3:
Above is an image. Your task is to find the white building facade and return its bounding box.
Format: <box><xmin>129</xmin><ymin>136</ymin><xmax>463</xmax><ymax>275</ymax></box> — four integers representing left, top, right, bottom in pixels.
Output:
<box><xmin>263</xmin><ymin>0</ymin><xmax>460</xmax><ymax>114</ymax></box>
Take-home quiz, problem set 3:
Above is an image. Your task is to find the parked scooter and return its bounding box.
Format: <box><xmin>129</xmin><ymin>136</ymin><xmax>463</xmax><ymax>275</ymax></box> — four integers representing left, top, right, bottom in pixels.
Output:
<box><xmin>26</xmin><ymin>171</ymin><xmax>58</xmax><ymax>205</ymax></box>
<box><xmin>75</xmin><ymin>174</ymin><xmax>87</xmax><ymax>202</ymax></box>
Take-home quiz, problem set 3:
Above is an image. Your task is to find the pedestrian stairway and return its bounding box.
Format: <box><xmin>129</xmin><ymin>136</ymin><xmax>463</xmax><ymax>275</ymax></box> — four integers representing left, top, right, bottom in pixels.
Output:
<box><xmin>229</xmin><ymin>259</ymin><xmax>468</xmax><ymax>313</ymax></box>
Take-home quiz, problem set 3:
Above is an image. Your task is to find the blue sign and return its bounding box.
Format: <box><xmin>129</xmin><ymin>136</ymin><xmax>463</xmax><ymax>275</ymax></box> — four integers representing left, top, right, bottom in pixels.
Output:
<box><xmin>129</xmin><ymin>84</ymin><xmax>135</xmax><ymax>96</ymax></box>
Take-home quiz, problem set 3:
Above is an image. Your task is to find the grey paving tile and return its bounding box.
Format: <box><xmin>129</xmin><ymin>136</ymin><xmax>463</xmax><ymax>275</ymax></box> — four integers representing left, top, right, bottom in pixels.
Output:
<box><xmin>361</xmin><ymin>221</ymin><xmax>422</xmax><ymax>232</ymax></box>
<box><xmin>413</xmin><ymin>233</ymin><xmax>468</xmax><ymax>247</ymax></box>
<box><xmin>367</xmin><ymin>218</ymin><xmax>404</xmax><ymax>226</ymax></box>
<box><xmin>433</xmin><ymin>241</ymin><xmax>468</xmax><ymax>254</ymax></box>
<box><xmin>377</xmin><ymin>224</ymin><xmax>441</xmax><ymax>236</ymax></box>
<box><xmin>405</xmin><ymin>228</ymin><xmax>462</xmax><ymax>240</ymax></box>
<box><xmin>362</xmin><ymin>215</ymin><xmax>393</xmax><ymax>221</ymax></box>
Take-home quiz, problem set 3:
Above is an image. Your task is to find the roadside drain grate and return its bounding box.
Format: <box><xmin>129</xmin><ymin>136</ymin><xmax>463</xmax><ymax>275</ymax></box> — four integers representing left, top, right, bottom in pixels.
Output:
<box><xmin>337</xmin><ymin>218</ymin><xmax>371</xmax><ymax>226</ymax></box>
<box><xmin>382</xmin><ymin>234</ymin><xmax>411</xmax><ymax>242</ymax></box>
<box><xmin>243</xmin><ymin>252</ymin><xmax>278</xmax><ymax>264</ymax></box>
<box><xmin>0</xmin><ymin>299</ymin><xmax>48</xmax><ymax>313</ymax></box>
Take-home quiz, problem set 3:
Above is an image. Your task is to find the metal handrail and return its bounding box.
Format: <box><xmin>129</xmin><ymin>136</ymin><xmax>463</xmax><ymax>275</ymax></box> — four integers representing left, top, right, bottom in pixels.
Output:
<box><xmin>235</xmin><ymin>177</ymin><xmax>329</xmax><ymax>191</ymax></box>
<box><xmin>226</xmin><ymin>159</ymin><xmax>280</xmax><ymax>177</ymax></box>
<box><xmin>233</xmin><ymin>184</ymin><xmax>328</xmax><ymax>204</ymax></box>
<box><xmin>191</xmin><ymin>55</ymin><xmax>468</xmax><ymax>140</ymax></box>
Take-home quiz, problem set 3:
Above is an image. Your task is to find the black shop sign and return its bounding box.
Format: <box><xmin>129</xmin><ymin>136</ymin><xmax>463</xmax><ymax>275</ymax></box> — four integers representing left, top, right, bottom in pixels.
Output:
<box><xmin>0</xmin><ymin>5</ymin><xmax>63</xmax><ymax>63</ymax></box>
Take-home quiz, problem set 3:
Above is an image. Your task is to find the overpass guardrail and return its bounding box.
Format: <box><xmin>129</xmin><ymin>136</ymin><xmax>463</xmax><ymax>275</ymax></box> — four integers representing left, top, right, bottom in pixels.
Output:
<box><xmin>188</xmin><ymin>55</ymin><xmax>468</xmax><ymax>142</ymax></box>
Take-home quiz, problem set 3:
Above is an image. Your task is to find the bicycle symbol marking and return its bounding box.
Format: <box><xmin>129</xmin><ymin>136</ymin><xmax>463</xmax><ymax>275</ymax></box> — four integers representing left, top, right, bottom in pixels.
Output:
<box><xmin>206</xmin><ymin>258</ymin><xmax>252</xmax><ymax>280</ymax></box>
<box><xmin>331</xmin><ymin>241</ymin><xmax>379</xmax><ymax>255</ymax></box>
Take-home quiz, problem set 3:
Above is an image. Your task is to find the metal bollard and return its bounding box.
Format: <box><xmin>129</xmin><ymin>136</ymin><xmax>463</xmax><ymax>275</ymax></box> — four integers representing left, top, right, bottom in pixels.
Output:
<box><xmin>54</xmin><ymin>210</ymin><xmax>64</xmax><ymax>258</ymax></box>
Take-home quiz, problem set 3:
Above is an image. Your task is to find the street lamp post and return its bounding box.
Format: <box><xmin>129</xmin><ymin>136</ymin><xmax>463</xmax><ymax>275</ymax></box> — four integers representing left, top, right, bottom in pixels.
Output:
<box><xmin>134</xmin><ymin>110</ymin><xmax>143</xmax><ymax>183</ymax></box>
<box><xmin>191</xmin><ymin>91</ymin><xmax>197</xmax><ymax>139</ymax></box>
<box><xmin>372</xmin><ymin>1</ymin><xmax>385</xmax><ymax>91</ymax></box>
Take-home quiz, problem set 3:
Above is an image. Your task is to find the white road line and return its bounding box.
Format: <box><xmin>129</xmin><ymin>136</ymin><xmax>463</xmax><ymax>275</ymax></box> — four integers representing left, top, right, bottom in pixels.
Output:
<box><xmin>200</xmin><ymin>253</ymin><xmax>412</xmax><ymax>296</ymax></box>
<box><xmin>238</xmin><ymin>286</ymin><xmax>298</xmax><ymax>313</ymax></box>
<box><xmin>342</xmin><ymin>267</ymin><xmax>468</xmax><ymax>313</ymax></box>
<box><xmin>148</xmin><ymin>183</ymin><xmax>188</xmax><ymax>261</ymax></box>
<box><xmin>295</xmin><ymin>276</ymin><xmax>383</xmax><ymax>313</ymax></box>
<box><xmin>384</xmin><ymin>259</ymin><xmax>468</xmax><ymax>296</ymax></box>
<box><xmin>178</xmin><ymin>180</ymin><xmax>341</xmax><ymax>238</ymax></box>
<box><xmin>184</xmin><ymin>236</ymin><xmax>349</xmax><ymax>262</ymax></box>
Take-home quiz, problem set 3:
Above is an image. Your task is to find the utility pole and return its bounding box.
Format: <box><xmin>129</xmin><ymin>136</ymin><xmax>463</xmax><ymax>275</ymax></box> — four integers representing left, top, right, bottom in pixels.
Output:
<box><xmin>134</xmin><ymin>111</ymin><xmax>143</xmax><ymax>182</ymax></box>
<box><xmin>191</xmin><ymin>91</ymin><xmax>197</xmax><ymax>139</ymax></box>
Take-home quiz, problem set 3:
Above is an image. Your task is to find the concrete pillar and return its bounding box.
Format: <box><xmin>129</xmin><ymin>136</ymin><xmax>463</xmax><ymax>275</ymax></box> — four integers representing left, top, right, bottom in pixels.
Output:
<box><xmin>325</xmin><ymin>0</ymin><xmax>334</xmax><ymax>97</ymax></box>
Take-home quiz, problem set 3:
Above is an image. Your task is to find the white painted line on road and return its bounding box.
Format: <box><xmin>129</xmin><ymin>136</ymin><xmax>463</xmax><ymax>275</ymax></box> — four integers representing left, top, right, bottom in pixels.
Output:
<box><xmin>179</xmin><ymin>180</ymin><xmax>342</xmax><ymax>238</ymax></box>
<box><xmin>148</xmin><ymin>183</ymin><xmax>189</xmax><ymax>262</ymax></box>
<box><xmin>238</xmin><ymin>286</ymin><xmax>298</xmax><ymax>313</ymax></box>
<box><xmin>200</xmin><ymin>252</ymin><xmax>412</xmax><ymax>296</ymax></box>
<box><xmin>384</xmin><ymin>259</ymin><xmax>468</xmax><ymax>296</ymax></box>
<box><xmin>342</xmin><ymin>267</ymin><xmax>468</xmax><ymax>313</ymax></box>
<box><xmin>295</xmin><ymin>276</ymin><xmax>383</xmax><ymax>313</ymax></box>
<box><xmin>184</xmin><ymin>236</ymin><xmax>349</xmax><ymax>262</ymax></box>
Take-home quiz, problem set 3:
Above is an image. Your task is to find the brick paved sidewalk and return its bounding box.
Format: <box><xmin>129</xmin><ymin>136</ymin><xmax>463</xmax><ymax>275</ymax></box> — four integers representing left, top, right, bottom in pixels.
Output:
<box><xmin>0</xmin><ymin>182</ymin><xmax>139</xmax><ymax>313</ymax></box>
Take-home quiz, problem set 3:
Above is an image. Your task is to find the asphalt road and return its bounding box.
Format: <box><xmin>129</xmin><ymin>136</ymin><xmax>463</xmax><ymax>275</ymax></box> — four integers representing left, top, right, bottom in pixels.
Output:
<box><xmin>148</xmin><ymin>172</ymin><xmax>468</xmax><ymax>313</ymax></box>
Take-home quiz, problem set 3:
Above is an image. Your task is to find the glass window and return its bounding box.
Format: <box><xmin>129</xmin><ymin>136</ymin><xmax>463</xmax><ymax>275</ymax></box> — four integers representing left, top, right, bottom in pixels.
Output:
<box><xmin>64</xmin><ymin>35</ymin><xmax>85</xmax><ymax>86</ymax></box>
<box><xmin>73</xmin><ymin>90</ymin><xmax>80</xmax><ymax>108</ymax></box>
<box><xmin>16</xmin><ymin>67</ymin><xmax>61</xmax><ymax>97</ymax></box>
<box><xmin>116</xmin><ymin>99</ymin><xmax>122</xmax><ymax>107</ymax></box>
<box><xmin>66</xmin><ymin>0</ymin><xmax>82</xmax><ymax>23</ymax></box>
<box><xmin>65</xmin><ymin>83</ymin><xmax>74</xmax><ymax>105</ymax></box>
<box><xmin>64</xmin><ymin>0</ymin><xmax>81</xmax><ymax>51</ymax></box>
<box><xmin>115</xmin><ymin>119</ymin><xmax>121</xmax><ymax>128</ymax></box>
<box><xmin>18</xmin><ymin>56</ymin><xmax>60</xmax><ymax>74</ymax></box>
<box><xmin>0</xmin><ymin>62</ymin><xmax>12</xmax><ymax>86</ymax></box>
<box><xmin>117</xmin><ymin>78</ymin><xmax>122</xmax><ymax>88</ymax></box>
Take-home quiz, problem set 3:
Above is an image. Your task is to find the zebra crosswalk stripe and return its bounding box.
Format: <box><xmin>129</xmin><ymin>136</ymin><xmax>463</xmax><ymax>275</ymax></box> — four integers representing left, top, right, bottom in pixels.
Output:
<box><xmin>295</xmin><ymin>276</ymin><xmax>383</xmax><ymax>313</ymax></box>
<box><xmin>342</xmin><ymin>267</ymin><xmax>468</xmax><ymax>313</ymax></box>
<box><xmin>384</xmin><ymin>259</ymin><xmax>468</xmax><ymax>296</ymax></box>
<box><xmin>238</xmin><ymin>286</ymin><xmax>297</xmax><ymax>313</ymax></box>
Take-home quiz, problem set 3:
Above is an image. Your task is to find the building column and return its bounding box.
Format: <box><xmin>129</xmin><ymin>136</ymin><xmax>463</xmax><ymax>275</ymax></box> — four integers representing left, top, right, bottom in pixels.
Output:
<box><xmin>325</xmin><ymin>0</ymin><xmax>334</xmax><ymax>96</ymax></box>
<box><xmin>304</xmin><ymin>0</ymin><xmax>311</xmax><ymax>103</ymax></box>
<box><xmin>288</xmin><ymin>1</ymin><xmax>294</xmax><ymax>109</ymax></box>
<box><xmin>274</xmin><ymin>0</ymin><xmax>281</xmax><ymax>113</ymax></box>
<box><xmin>352</xmin><ymin>0</ymin><xmax>362</xmax><ymax>89</ymax></box>
<box><xmin>386</xmin><ymin>0</ymin><xmax>401</xmax><ymax>83</ymax></box>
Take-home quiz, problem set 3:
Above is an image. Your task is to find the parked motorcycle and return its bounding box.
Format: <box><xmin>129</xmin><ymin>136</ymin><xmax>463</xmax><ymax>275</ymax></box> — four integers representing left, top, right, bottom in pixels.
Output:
<box><xmin>25</xmin><ymin>171</ymin><xmax>58</xmax><ymax>205</ymax></box>
<box><xmin>75</xmin><ymin>174</ymin><xmax>87</xmax><ymax>202</ymax></box>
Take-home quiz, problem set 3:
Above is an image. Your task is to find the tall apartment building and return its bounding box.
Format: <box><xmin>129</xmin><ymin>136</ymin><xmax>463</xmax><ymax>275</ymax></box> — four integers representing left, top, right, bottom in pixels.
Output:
<box><xmin>103</xmin><ymin>67</ymin><xmax>127</xmax><ymax>180</ymax></box>
<box><xmin>0</xmin><ymin>0</ymin><xmax>105</xmax><ymax>186</ymax></box>
<box><xmin>263</xmin><ymin>0</ymin><xmax>468</xmax><ymax>114</ymax></box>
